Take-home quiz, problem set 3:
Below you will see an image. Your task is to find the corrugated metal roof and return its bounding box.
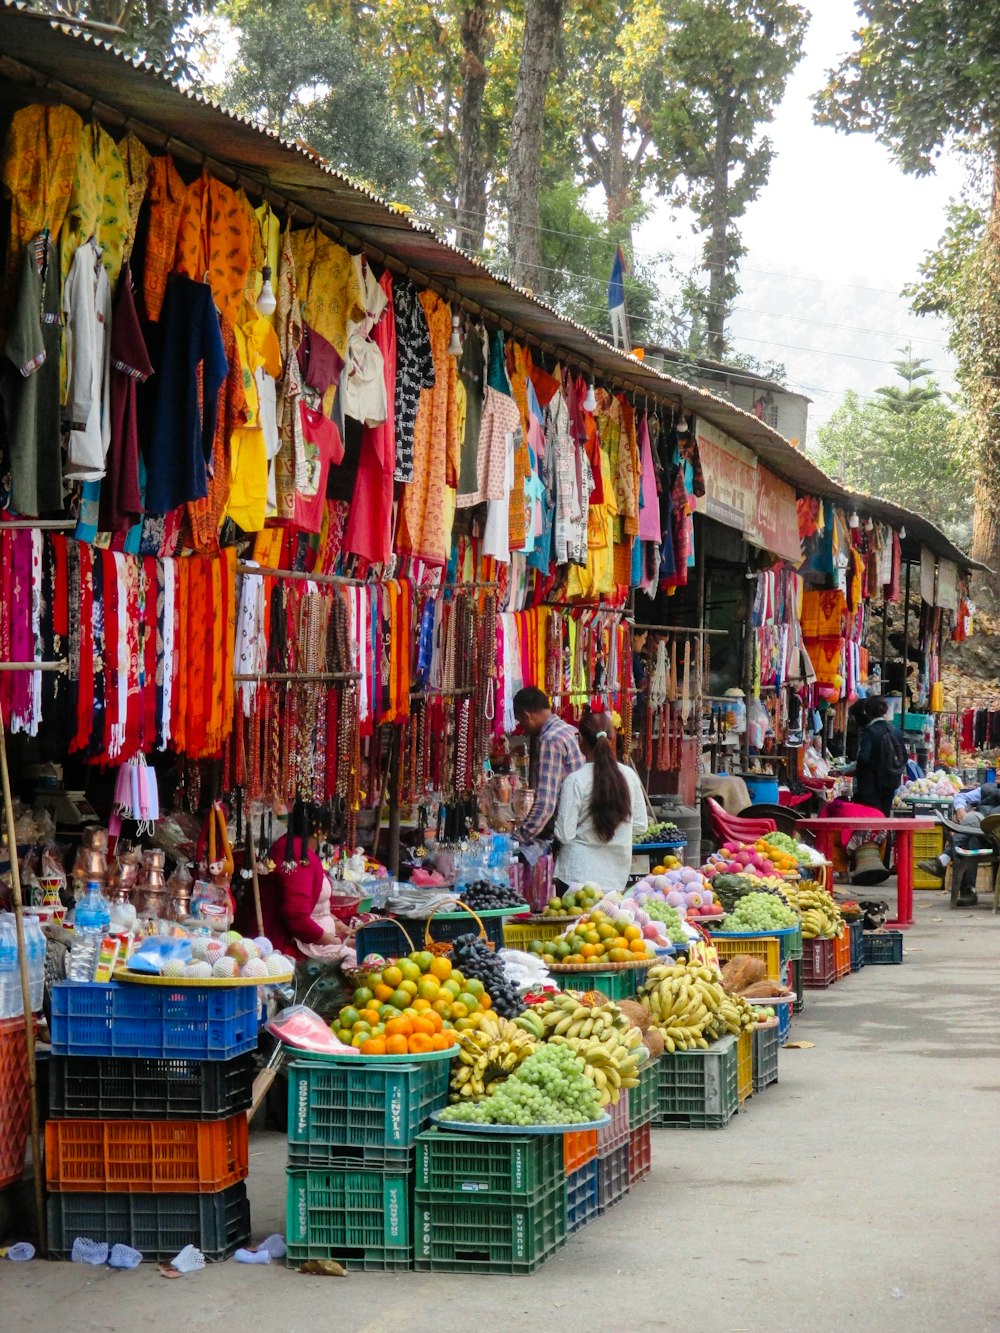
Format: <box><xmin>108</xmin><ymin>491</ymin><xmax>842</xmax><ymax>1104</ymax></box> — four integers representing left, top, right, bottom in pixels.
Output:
<box><xmin>0</xmin><ymin>4</ymin><xmax>977</xmax><ymax>572</ymax></box>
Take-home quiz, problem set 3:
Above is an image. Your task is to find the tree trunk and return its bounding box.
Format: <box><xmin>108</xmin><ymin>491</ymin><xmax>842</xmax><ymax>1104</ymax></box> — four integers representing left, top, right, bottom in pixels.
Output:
<box><xmin>969</xmin><ymin>162</ymin><xmax>1000</xmax><ymax>603</ymax></box>
<box><xmin>605</xmin><ymin>85</ymin><xmax>628</xmax><ymax>225</ymax></box>
<box><xmin>455</xmin><ymin>0</ymin><xmax>494</xmax><ymax>254</ymax></box>
<box><xmin>705</xmin><ymin>105</ymin><xmax>732</xmax><ymax>362</ymax></box>
<box><xmin>507</xmin><ymin>0</ymin><xmax>565</xmax><ymax>291</ymax></box>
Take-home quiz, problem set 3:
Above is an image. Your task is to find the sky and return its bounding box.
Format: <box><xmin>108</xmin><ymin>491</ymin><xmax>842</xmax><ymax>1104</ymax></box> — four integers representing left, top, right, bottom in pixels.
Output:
<box><xmin>636</xmin><ymin>0</ymin><xmax>972</xmax><ymax>441</ymax></box>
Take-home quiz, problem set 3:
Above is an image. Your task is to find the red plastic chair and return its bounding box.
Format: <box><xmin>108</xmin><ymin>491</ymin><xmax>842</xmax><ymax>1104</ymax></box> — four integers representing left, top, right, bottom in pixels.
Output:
<box><xmin>705</xmin><ymin>797</ymin><xmax>777</xmax><ymax>846</ymax></box>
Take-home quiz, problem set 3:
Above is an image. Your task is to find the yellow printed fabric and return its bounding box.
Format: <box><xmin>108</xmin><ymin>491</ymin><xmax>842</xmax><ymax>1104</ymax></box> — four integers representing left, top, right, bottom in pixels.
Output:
<box><xmin>228</xmin><ymin>315</ymin><xmax>283</xmax><ymax>533</ymax></box>
<box><xmin>1</xmin><ymin>104</ymin><xmax>83</xmax><ymax>325</ymax></box>
<box><xmin>60</xmin><ymin>123</ymin><xmax>128</xmax><ymax>288</ymax></box>
<box><xmin>289</xmin><ymin>226</ymin><xmax>365</xmax><ymax>360</ymax></box>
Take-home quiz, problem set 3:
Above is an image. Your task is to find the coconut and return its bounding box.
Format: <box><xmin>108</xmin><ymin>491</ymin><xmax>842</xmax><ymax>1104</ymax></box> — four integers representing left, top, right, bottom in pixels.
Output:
<box><xmin>617</xmin><ymin>998</ymin><xmax>651</xmax><ymax>1033</ymax></box>
<box><xmin>643</xmin><ymin>1027</ymin><xmax>665</xmax><ymax>1058</ymax></box>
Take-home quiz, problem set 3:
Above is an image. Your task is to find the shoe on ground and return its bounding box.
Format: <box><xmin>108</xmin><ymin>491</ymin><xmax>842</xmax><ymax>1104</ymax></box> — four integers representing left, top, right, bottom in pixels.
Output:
<box><xmin>955</xmin><ymin>891</ymin><xmax>979</xmax><ymax>907</ymax></box>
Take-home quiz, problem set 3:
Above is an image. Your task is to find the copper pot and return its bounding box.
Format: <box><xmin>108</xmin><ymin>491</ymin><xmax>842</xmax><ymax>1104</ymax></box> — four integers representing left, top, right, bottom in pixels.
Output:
<box><xmin>71</xmin><ymin>826</ymin><xmax>108</xmax><ymax>898</ymax></box>
<box><xmin>135</xmin><ymin>848</ymin><xmax>168</xmax><ymax>918</ymax></box>
<box><xmin>106</xmin><ymin>845</ymin><xmax>141</xmax><ymax>906</ymax></box>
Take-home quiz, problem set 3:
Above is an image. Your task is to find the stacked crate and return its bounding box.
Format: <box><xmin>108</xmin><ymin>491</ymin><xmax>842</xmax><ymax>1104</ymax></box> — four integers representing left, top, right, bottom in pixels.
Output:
<box><xmin>627</xmin><ymin>1057</ymin><xmax>658</xmax><ymax>1188</ymax></box>
<box><xmin>563</xmin><ymin>1128</ymin><xmax>598</xmax><ymax>1235</ymax></box>
<box><xmin>652</xmin><ymin>1034</ymin><xmax>739</xmax><ymax>1130</ymax></box>
<box><xmin>751</xmin><ymin>1019</ymin><xmax>780</xmax><ymax>1094</ymax></box>
<box><xmin>285</xmin><ymin>1057</ymin><xmax>449</xmax><ymax>1270</ymax></box>
<box><xmin>0</xmin><ymin>1016</ymin><xmax>35</xmax><ymax>1191</ymax></box>
<box><xmin>414</xmin><ymin>1129</ymin><xmax>568</xmax><ymax>1274</ymax></box>
<box><xmin>46</xmin><ymin>981</ymin><xmax>257</xmax><ymax>1260</ymax></box>
<box><xmin>595</xmin><ymin>1088</ymin><xmax>631</xmax><ymax>1213</ymax></box>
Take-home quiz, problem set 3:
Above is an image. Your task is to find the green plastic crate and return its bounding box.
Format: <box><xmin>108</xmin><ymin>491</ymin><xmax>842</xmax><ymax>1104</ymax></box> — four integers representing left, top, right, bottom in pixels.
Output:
<box><xmin>285</xmin><ymin>1168</ymin><xmax>412</xmax><ymax>1269</ymax></box>
<box><xmin>287</xmin><ymin>1058</ymin><xmax>449</xmax><ymax>1151</ymax></box>
<box><xmin>556</xmin><ymin>965</ymin><xmax>651</xmax><ymax>1002</ymax></box>
<box><xmin>414</xmin><ymin>1179</ymin><xmax>567</xmax><ymax>1274</ymax></box>
<box><xmin>653</xmin><ymin>1035</ymin><xmax>738</xmax><ymax>1129</ymax></box>
<box><xmin>415</xmin><ymin>1128</ymin><xmax>563</xmax><ymax>1202</ymax></box>
<box><xmin>783</xmin><ymin>923</ymin><xmax>803</xmax><ymax>962</ymax></box>
<box><xmin>628</xmin><ymin>1057</ymin><xmax>660</xmax><ymax>1129</ymax></box>
<box><xmin>789</xmin><ymin>957</ymin><xmax>804</xmax><ymax>1014</ymax></box>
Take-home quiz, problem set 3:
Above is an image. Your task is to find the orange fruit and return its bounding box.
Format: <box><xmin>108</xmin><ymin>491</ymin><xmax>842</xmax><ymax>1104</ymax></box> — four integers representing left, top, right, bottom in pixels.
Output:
<box><xmin>373</xmin><ymin>983</ymin><xmax>394</xmax><ymax>1003</ymax></box>
<box><xmin>629</xmin><ymin>938</ymin><xmax>647</xmax><ymax>955</ymax></box>
<box><xmin>424</xmin><ymin>1009</ymin><xmax>443</xmax><ymax>1032</ymax></box>
<box><xmin>581</xmin><ymin>943</ymin><xmax>597</xmax><ymax>960</ymax></box>
<box><xmin>385</xmin><ymin>1017</ymin><xmax>414</xmax><ymax>1038</ymax></box>
<box><xmin>360</xmin><ymin>1037</ymin><xmax>386</xmax><ymax>1055</ymax></box>
<box><xmin>360</xmin><ymin>1008</ymin><xmax>381</xmax><ymax>1027</ymax></box>
<box><xmin>479</xmin><ymin>993</ymin><xmax>492</xmax><ymax>1010</ymax></box>
<box><xmin>429</xmin><ymin>957</ymin><xmax>452</xmax><ymax>981</ymax></box>
<box><xmin>430</xmin><ymin>1033</ymin><xmax>450</xmax><ymax>1051</ymax></box>
<box><xmin>389</xmin><ymin>989</ymin><xmax>412</xmax><ymax>1011</ymax></box>
<box><xmin>624</xmin><ymin>926</ymin><xmax>641</xmax><ymax>942</ymax></box>
<box><xmin>412</xmin><ymin>998</ymin><xmax>432</xmax><ymax>1012</ymax></box>
<box><xmin>432</xmin><ymin>998</ymin><xmax>452</xmax><ymax>1016</ymax></box>
<box><xmin>417</xmin><ymin>976</ymin><xmax>441</xmax><ymax>1001</ymax></box>
<box><xmin>412</xmin><ymin>1015</ymin><xmax>436</xmax><ymax>1036</ymax></box>
<box><xmin>408</xmin><ymin>1033</ymin><xmax>433</xmax><ymax>1054</ymax></box>
<box><xmin>383</xmin><ymin>965</ymin><xmax>403</xmax><ymax>988</ymax></box>
<box><xmin>450</xmin><ymin>1002</ymin><xmax>469</xmax><ymax>1020</ymax></box>
<box><xmin>399</xmin><ymin>980</ymin><xmax>418</xmax><ymax>997</ymax></box>
<box><xmin>385</xmin><ymin>1035</ymin><xmax>408</xmax><ymax>1055</ymax></box>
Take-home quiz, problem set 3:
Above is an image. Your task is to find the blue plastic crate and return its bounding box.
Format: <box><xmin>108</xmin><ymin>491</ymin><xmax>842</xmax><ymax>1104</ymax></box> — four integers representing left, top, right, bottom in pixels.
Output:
<box><xmin>567</xmin><ymin>1157</ymin><xmax>598</xmax><ymax>1234</ymax></box>
<box><xmin>849</xmin><ymin>919</ymin><xmax>865</xmax><ymax>972</ymax></box>
<box><xmin>49</xmin><ymin>983</ymin><xmax>259</xmax><ymax>1060</ymax></box>
<box><xmin>863</xmin><ymin>931</ymin><xmax>904</xmax><ymax>965</ymax></box>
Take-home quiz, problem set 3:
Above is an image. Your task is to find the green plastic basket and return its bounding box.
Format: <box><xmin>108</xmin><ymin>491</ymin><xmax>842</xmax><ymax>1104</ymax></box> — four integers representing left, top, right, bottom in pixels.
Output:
<box><xmin>413</xmin><ymin>1179</ymin><xmax>568</xmax><ymax>1274</ymax></box>
<box><xmin>415</xmin><ymin>1128</ymin><xmax>563</xmax><ymax>1202</ymax></box>
<box><xmin>628</xmin><ymin>1057</ymin><xmax>660</xmax><ymax>1129</ymax></box>
<box><xmin>653</xmin><ymin>1035</ymin><xmax>738</xmax><ymax>1130</ymax></box>
<box><xmin>550</xmin><ymin>965</ymin><xmax>651</xmax><ymax>1002</ymax></box>
<box><xmin>287</xmin><ymin>1058</ymin><xmax>449</xmax><ymax>1151</ymax></box>
<box><xmin>285</xmin><ymin>1167</ymin><xmax>412</xmax><ymax>1267</ymax></box>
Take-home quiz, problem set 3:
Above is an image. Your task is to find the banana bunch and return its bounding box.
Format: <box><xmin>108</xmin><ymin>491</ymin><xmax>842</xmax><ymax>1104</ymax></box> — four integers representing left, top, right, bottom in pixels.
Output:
<box><xmin>707</xmin><ymin>991</ymin><xmax>759</xmax><ymax>1040</ymax></box>
<box><xmin>449</xmin><ymin>1014</ymin><xmax>536</xmax><ymax>1101</ymax></box>
<box><xmin>636</xmin><ymin>960</ymin><xmax>726</xmax><ymax>1053</ymax></box>
<box><xmin>518</xmin><ymin>993</ymin><xmax>633</xmax><ymax>1041</ymax></box>
<box><xmin>785</xmin><ymin>881</ymin><xmax>843</xmax><ymax>939</ymax></box>
<box><xmin>547</xmin><ymin>1026</ymin><xmax>645</xmax><ymax>1106</ymax></box>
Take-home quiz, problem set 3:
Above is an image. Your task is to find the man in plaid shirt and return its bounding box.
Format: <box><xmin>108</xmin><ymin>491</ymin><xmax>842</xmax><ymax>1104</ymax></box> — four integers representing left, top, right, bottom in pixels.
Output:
<box><xmin>512</xmin><ymin>687</ymin><xmax>584</xmax><ymax>857</ymax></box>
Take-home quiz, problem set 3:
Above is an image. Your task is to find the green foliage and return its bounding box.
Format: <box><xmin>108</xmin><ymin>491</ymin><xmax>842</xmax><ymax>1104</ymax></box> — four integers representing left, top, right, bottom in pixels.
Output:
<box><xmin>874</xmin><ymin>351</ymin><xmax>942</xmax><ymax>414</ymax></box>
<box><xmin>814</xmin><ymin>378</ymin><xmax>974</xmax><ymax>545</ymax></box>
<box><xmin>32</xmin><ymin>0</ymin><xmax>212</xmax><ymax>78</ymax></box>
<box><xmin>215</xmin><ymin>0</ymin><xmax>420</xmax><ymax>199</ymax></box>
<box><xmin>814</xmin><ymin>0</ymin><xmax>1000</xmax><ymax>172</ymax></box>
<box><xmin>650</xmin><ymin>0</ymin><xmax>808</xmax><ymax>351</ymax></box>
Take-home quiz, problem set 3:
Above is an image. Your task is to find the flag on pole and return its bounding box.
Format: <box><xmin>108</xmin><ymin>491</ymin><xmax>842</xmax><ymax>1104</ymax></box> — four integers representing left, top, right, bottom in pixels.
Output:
<box><xmin>608</xmin><ymin>245</ymin><xmax>630</xmax><ymax>349</ymax></box>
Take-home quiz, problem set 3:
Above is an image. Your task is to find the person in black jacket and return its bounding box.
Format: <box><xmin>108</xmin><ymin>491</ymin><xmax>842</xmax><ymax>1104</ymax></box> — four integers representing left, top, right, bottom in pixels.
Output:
<box><xmin>844</xmin><ymin>697</ymin><xmax>906</xmax><ymax>816</ymax></box>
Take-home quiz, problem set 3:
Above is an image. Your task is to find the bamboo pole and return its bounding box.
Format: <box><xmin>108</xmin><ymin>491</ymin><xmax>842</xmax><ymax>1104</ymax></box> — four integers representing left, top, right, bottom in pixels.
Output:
<box><xmin>0</xmin><ymin>702</ymin><xmax>46</xmax><ymax>1255</ymax></box>
<box><xmin>245</xmin><ymin>823</ymin><xmax>264</xmax><ymax>937</ymax></box>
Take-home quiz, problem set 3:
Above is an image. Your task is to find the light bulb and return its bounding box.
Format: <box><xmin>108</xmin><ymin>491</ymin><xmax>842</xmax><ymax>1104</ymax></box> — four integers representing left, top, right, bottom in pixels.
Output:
<box><xmin>848</xmin><ymin>511</ymin><xmax>860</xmax><ymax>529</ymax></box>
<box><xmin>583</xmin><ymin>380</ymin><xmax>597</xmax><ymax>412</ymax></box>
<box><xmin>899</xmin><ymin>525</ymin><xmax>907</xmax><ymax>539</ymax></box>
<box><xmin>676</xmin><ymin>412</ymin><xmax>689</xmax><ymax>433</ymax></box>
<box><xmin>864</xmin><ymin>516</ymin><xmax>874</xmax><ymax>531</ymax></box>
<box><xmin>256</xmin><ymin>266</ymin><xmax>277</xmax><ymax>317</ymax></box>
<box><xmin>447</xmin><ymin>313</ymin><xmax>463</xmax><ymax>356</ymax></box>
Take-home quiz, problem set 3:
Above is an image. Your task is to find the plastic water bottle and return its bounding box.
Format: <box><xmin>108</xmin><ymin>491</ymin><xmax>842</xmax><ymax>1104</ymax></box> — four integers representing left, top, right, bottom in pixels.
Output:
<box><xmin>24</xmin><ymin>915</ymin><xmax>45</xmax><ymax>1013</ymax></box>
<box><xmin>68</xmin><ymin>881</ymin><xmax>110</xmax><ymax>983</ymax></box>
<box><xmin>0</xmin><ymin>915</ymin><xmax>19</xmax><ymax>1019</ymax></box>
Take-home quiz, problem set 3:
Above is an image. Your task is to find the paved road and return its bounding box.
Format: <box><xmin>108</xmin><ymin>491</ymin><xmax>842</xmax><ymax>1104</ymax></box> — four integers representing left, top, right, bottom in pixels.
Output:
<box><xmin>7</xmin><ymin>890</ymin><xmax>1000</xmax><ymax>1333</ymax></box>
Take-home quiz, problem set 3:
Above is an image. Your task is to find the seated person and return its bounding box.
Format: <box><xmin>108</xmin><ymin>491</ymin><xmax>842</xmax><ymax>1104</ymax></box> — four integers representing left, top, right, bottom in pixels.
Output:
<box><xmin>918</xmin><ymin>783</ymin><xmax>1000</xmax><ymax>905</ymax></box>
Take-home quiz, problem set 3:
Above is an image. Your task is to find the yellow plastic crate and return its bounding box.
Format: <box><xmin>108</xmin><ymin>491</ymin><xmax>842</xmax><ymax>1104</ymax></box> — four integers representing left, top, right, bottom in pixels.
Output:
<box><xmin>736</xmin><ymin>1027</ymin><xmax>753</xmax><ymax>1107</ymax></box>
<box><xmin>911</xmin><ymin>825</ymin><xmax>944</xmax><ymax>889</ymax></box>
<box><xmin>502</xmin><ymin>920</ymin><xmax>565</xmax><ymax>950</ymax></box>
<box><xmin>711</xmin><ymin>935</ymin><xmax>782</xmax><ymax>982</ymax></box>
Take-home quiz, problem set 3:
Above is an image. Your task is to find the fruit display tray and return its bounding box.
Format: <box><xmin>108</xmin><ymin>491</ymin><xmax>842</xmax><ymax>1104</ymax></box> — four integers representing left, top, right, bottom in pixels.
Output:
<box><xmin>282</xmin><ymin>1045</ymin><xmax>457</xmax><ymax>1065</ymax></box>
<box><xmin>117</xmin><ymin>969</ymin><xmax>292</xmax><ymax>987</ymax></box>
<box><xmin>429</xmin><ymin>1111</ymin><xmax>610</xmax><ymax>1135</ymax></box>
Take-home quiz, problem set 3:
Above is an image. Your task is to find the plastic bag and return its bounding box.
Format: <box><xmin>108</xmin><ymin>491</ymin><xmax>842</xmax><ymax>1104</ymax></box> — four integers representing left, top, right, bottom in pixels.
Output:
<box><xmin>265</xmin><ymin>1005</ymin><xmax>357</xmax><ymax>1055</ymax></box>
<box><xmin>127</xmin><ymin>936</ymin><xmax>192</xmax><ymax>974</ymax></box>
<box><xmin>747</xmin><ymin>698</ymin><xmax>771</xmax><ymax>750</ymax></box>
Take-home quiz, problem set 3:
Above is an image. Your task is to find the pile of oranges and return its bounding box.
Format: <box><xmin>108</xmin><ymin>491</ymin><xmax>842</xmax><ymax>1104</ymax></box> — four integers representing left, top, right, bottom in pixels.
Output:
<box><xmin>333</xmin><ymin>950</ymin><xmax>493</xmax><ymax>1055</ymax></box>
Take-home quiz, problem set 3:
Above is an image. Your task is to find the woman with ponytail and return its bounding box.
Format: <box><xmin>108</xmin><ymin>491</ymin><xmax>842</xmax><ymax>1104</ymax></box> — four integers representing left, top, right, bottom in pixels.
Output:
<box><xmin>553</xmin><ymin>710</ymin><xmax>648</xmax><ymax>891</ymax></box>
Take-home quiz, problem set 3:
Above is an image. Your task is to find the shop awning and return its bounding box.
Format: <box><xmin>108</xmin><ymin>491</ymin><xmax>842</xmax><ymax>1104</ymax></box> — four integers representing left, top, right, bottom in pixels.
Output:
<box><xmin>0</xmin><ymin>3</ymin><xmax>979</xmax><ymax>573</ymax></box>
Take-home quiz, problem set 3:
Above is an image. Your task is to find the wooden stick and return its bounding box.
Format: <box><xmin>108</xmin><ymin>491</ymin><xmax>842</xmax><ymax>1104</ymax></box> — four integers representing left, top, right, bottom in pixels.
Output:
<box><xmin>246</xmin><ymin>822</ymin><xmax>264</xmax><ymax>938</ymax></box>
<box><xmin>0</xmin><ymin>700</ymin><xmax>46</xmax><ymax>1255</ymax></box>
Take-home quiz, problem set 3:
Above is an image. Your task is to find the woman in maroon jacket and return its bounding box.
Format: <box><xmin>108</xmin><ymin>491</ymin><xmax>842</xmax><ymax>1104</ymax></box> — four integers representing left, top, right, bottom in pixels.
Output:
<box><xmin>257</xmin><ymin>803</ymin><xmax>349</xmax><ymax>960</ymax></box>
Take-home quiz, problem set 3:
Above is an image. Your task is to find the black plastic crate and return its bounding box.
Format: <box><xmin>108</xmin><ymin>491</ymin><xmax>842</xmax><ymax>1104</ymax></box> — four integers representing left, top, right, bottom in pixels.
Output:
<box><xmin>47</xmin><ymin>1182</ymin><xmax>250</xmax><ymax>1261</ymax></box>
<box><xmin>48</xmin><ymin>1054</ymin><xmax>254</xmax><ymax>1121</ymax></box>
<box><xmin>286</xmin><ymin>1142</ymin><xmax>414</xmax><ymax>1172</ymax></box>
<box><xmin>849</xmin><ymin>919</ymin><xmax>865</xmax><ymax>972</ymax></box>
<box><xmin>355</xmin><ymin>913</ymin><xmax>507</xmax><ymax>959</ymax></box>
<box><xmin>596</xmin><ymin>1140</ymin><xmax>630</xmax><ymax>1214</ymax></box>
<box><xmin>863</xmin><ymin>930</ymin><xmax>904</xmax><ymax>965</ymax></box>
<box><xmin>567</xmin><ymin>1158</ymin><xmax>598</xmax><ymax>1234</ymax></box>
<box><xmin>752</xmin><ymin>1022</ymin><xmax>779</xmax><ymax>1093</ymax></box>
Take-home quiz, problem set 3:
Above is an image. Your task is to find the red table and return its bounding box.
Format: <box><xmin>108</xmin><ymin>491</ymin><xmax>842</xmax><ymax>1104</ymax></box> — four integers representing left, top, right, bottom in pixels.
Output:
<box><xmin>797</xmin><ymin>816</ymin><xmax>935</xmax><ymax>929</ymax></box>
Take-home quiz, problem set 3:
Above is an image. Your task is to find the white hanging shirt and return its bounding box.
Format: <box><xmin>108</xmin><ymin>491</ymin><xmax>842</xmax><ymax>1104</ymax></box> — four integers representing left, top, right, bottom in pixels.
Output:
<box><xmin>63</xmin><ymin>238</ymin><xmax>112</xmax><ymax>481</ymax></box>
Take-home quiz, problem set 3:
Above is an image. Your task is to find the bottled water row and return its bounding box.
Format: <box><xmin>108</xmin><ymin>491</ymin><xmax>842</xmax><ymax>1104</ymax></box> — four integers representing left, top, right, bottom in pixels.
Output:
<box><xmin>0</xmin><ymin>911</ymin><xmax>46</xmax><ymax>1018</ymax></box>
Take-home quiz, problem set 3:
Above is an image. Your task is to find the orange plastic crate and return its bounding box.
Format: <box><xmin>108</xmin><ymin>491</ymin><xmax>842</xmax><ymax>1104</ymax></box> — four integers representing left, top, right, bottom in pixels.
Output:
<box><xmin>563</xmin><ymin>1129</ymin><xmax>598</xmax><ymax>1174</ymax></box>
<box><xmin>833</xmin><ymin>932</ymin><xmax>850</xmax><ymax>981</ymax></box>
<box><xmin>45</xmin><ymin>1114</ymin><xmax>248</xmax><ymax>1193</ymax></box>
<box><xmin>0</xmin><ymin>1016</ymin><xmax>34</xmax><ymax>1190</ymax></box>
